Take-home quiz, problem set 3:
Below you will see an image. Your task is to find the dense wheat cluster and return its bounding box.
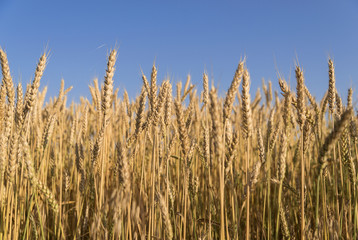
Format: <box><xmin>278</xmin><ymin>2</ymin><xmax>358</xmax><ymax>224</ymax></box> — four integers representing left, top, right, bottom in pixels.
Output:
<box><xmin>0</xmin><ymin>47</ymin><xmax>358</xmax><ymax>240</ymax></box>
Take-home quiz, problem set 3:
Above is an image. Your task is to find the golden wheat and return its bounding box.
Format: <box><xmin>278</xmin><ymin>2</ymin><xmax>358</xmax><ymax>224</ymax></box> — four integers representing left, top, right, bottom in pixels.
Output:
<box><xmin>0</xmin><ymin>47</ymin><xmax>356</xmax><ymax>240</ymax></box>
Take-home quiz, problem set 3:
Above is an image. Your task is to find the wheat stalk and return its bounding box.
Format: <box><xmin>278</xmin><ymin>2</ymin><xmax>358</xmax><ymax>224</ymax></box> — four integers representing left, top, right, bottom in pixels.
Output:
<box><xmin>241</xmin><ymin>68</ymin><xmax>252</xmax><ymax>240</ymax></box>
<box><xmin>295</xmin><ymin>65</ymin><xmax>306</xmax><ymax>240</ymax></box>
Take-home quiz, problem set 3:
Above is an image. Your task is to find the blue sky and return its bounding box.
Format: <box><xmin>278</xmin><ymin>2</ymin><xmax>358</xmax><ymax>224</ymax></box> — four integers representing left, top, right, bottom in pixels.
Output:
<box><xmin>1</xmin><ymin>0</ymin><xmax>358</xmax><ymax>105</ymax></box>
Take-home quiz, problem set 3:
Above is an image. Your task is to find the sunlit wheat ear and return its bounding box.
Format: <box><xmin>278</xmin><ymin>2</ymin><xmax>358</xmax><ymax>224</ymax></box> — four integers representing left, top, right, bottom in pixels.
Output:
<box><xmin>156</xmin><ymin>191</ymin><xmax>173</xmax><ymax>240</ymax></box>
<box><xmin>181</xmin><ymin>80</ymin><xmax>194</xmax><ymax>103</ymax></box>
<box><xmin>184</xmin><ymin>98</ymin><xmax>194</xmax><ymax>130</ymax></box>
<box><xmin>340</xmin><ymin>125</ymin><xmax>356</xmax><ymax>186</ymax></box>
<box><xmin>175</xmin><ymin>99</ymin><xmax>189</xmax><ymax>158</ymax></box>
<box><xmin>116</xmin><ymin>142</ymin><xmax>130</xmax><ymax>197</ymax></box>
<box><xmin>188</xmin><ymin>167</ymin><xmax>199</xmax><ymax>197</ymax></box>
<box><xmin>223</xmin><ymin>60</ymin><xmax>244</xmax><ymax>121</ymax></box>
<box><xmin>295</xmin><ymin>66</ymin><xmax>306</xmax><ymax>129</ymax></box>
<box><xmin>150</xmin><ymin>64</ymin><xmax>158</xmax><ymax>112</ymax></box>
<box><xmin>23</xmin><ymin>52</ymin><xmax>47</xmax><ymax>117</ymax></box>
<box><xmin>282</xmin><ymin>92</ymin><xmax>292</xmax><ymax>134</ymax></box>
<box><xmin>91</xmin><ymin>122</ymin><xmax>107</xmax><ymax>172</ymax></box>
<box><xmin>64</xmin><ymin>169</ymin><xmax>70</xmax><ymax>193</ymax></box>
<box><xmin>153</xmin><ymin>80</ymin><xmax>169</xmax><ymax>126</ymax></box>
<box><xmin>280</xmin><ymin>205</ymin><xmax>291</xmax><ymax>239</ymax></box>
<box><xmin>15</xmin><ymin>83</ymin><xmax>24</xmax><ymax>128</ymax></box>
<box><xmin>335</xmin><ymin>92</ymin><xmax>343</xmax><ymax>117</ymax></box>
<box><xmin>318</xmin><ymin>108</ymin><xmax>353</xmax><ymax>174</ymax></box>
<box><xmin>0</xmin><ymin>84</ymin><xmax>6</xmax><ymax>123</ymax></box>
<box><xmin>0</xmin><ymin>135</ymin><xmax>6</xmax><ymax>181</ymax></box>
<box><xmin>4</xmin><ymin>101</ymin><xmax>14</xmax><ymax>141</ymax></box>
<box><xmin>225</xmin><ymin>118</ymin><xmax>233</xmax><ymax>145</ymax></box>
<box><xmin>251</xmin><ymin>88</ymin><xmax>262</xmax><ymax>111</ymax></box>
<box><xmin>269</xmin><ymin>124</ymin><xmax>281</xmax><ymax>153</ymax></box>
<box><xmin>53</xmin><ymin>79</ymin><xmax>72</xmax><ymax>113</ymax></box>
<box><xmin>278</xmin><ymin>78</ymin><xmax>290</xmax><ymax>96</ymax></box>
<box><xmin>69</xmin><ymin>113</ymin><xmax>79</xmax><ymax>147</ymax></box>
<box><xmin>176</xmin><ymin>81</ymin><xmax>182</xmax><ymax>102</ymax></box>
<box><xmin>132</xmin><ymin>88</ymin><xmax>147</xmax><ymax>143</ymax></box>
<box><xmin>75</xmin><ymin>142</ymin><xmax>86</xmax><ymax>193</ymax></box>
<box><xmin>80</xmin><ymin>106</ymin><xmax>88</xmax><ymax>140</ymax></box>
<box><xmin>164</xmin><ymin>82</ymin><xmax>172</xmax><ymax>127</ymax></box>
<box><xmin>257</xmin><ymin>128</ymin><xmax>265</xmax><ymax>164</ymax></box>
<box><xmin>102</xmin><ymin>49</ymin><xmax>117</xmax><ymax>122</ymax></box>
<box><xmin>54</xmin><ymin>79</ymin><xmax>65</xmax><ymax>111</ymax></box>
<box><xmin>74</xmin><ymin>142</ymin><xmax>84</xmax><ymax>173</ymax></box>
<box><xmin>266</xmin><ymin>108</ymin><xmax>275</xmax><ymax>148</ymax></box>
<box><xmin>328</xmin><ymin>58</ymin><xmax>336</xmax><ymax>114</ymax></box>
<box><xmin>0</xmin><ymin>48</ymin><xmax>15</xmax><ymax>107</ymax></box>
<box><xmin>305</xmin><ymin>85</ymin><xmax>321</xmax><ymax>129</ymax></box>
<box><xmin>273</xmin><ymin>90</ymin><xmax>278</xmax><ymax>109</ymax></box>
<box><xmin>24</xmin><ymin>82</ymin><xmax>31</xmax><ymax>106</ymax></box>
<box><xmin>241</xmin><ymin>68</ymin><xmax>252</xmax><ymax>139</ymax></box>
<box><xmin>38</xmin><ymin>86</ymin><xmax>47</xmax><ymax>109</ymax></box>
<box><xmin>320</xmin><ymin>90</ymin><xmax>329</xmax><ymax>120</ymax></box>
<box><xmin>41</xmin><ymin>113</ymin><xmax>57</xmax><ymax>151</ymax></box>
<box><xmin>87</xmin><ymin>89</ymin><xmax>95</xmax><ymax>108</ymax></box>
<box><xmin>183</xmin><ymin>74</ymin><xmax>191</xmax><ymax>95</ymax></box>
<box><xmin>141</xmin><ymin>71</ymin><xmax>150</xmax><ymax>97</ymax></box>
<box><xmin>89</xmin><ymin>78</ymin><xmax>101</xmax><ymax>113</ymax></box>
<box><xmin>7</xmin><ymin>128</ymin><xmax>19</xmax><ymax>183</ymax></box>
<box><xmin>123</xmin><ymin>89</ymin><xmax>130</xmax><ymax>114</ymax></box>
<box><xmin>304</xmin><ymin>86</ymin><xmax>318</xmax><ymax>110</ymax></box>
<box><xmin>209</xmin><ymin>87</ymin><xmax>223</xmax><ymax>155</ymax></box>
<box><xmin>202</xmin><ymin>72</ymin><xmax>209</xmax><ymax>107</ymax></box>
<box><xmin>277</xmin><ymin>131</ymin><xmax>287</xmax><ymax>181</ymax></box>
<box><xmin>303</xmin><ymin>120</ymin><xmax>312</xmax><ymax>154</ymax></box>
<box><xmin>262</xmin><ymin>77</ymin><xmax>267</xmax><ymax>93</ymax></box>
<box><xmin>351</xmin><ymin>117</ymin><xmax>358</xmax><ymax>144</ymax></box>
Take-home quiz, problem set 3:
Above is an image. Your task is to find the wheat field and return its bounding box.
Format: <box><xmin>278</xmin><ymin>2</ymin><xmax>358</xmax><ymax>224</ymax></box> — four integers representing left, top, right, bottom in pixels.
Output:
<box><xmin>0</xmin><ymin>47</ymin><xmax>357</xmax><ymax>239</ymax></box>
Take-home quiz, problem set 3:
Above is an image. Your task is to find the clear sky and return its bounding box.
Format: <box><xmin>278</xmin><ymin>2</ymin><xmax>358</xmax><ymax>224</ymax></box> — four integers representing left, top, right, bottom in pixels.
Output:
<box><xmin>1</xmin><ymin>0</ymin><xmax>358</xmax><ymax>105</ymax></box>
